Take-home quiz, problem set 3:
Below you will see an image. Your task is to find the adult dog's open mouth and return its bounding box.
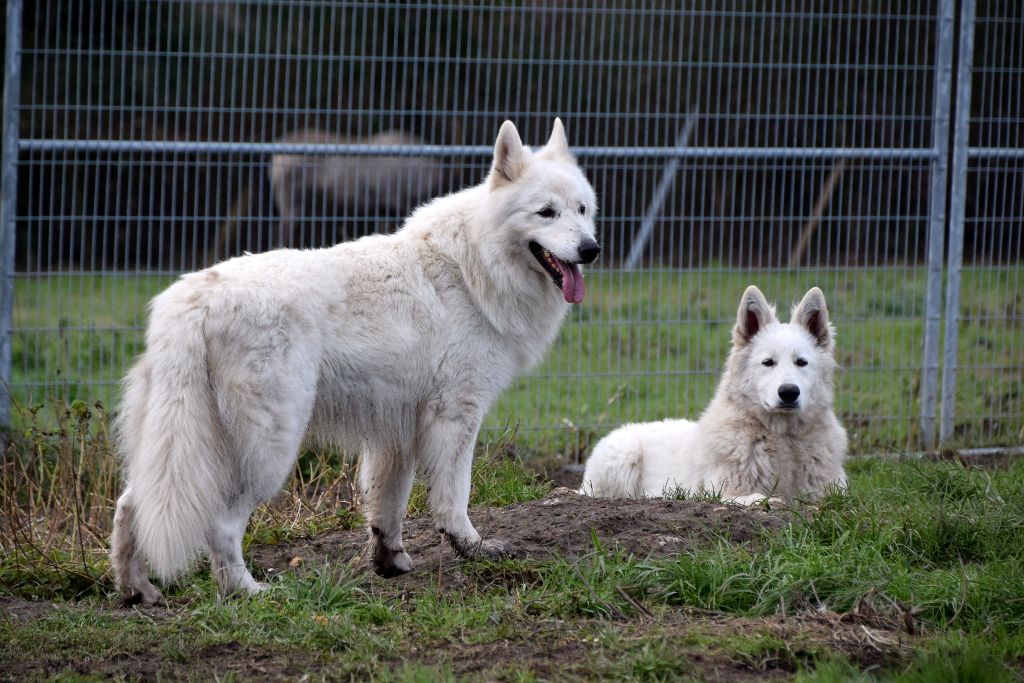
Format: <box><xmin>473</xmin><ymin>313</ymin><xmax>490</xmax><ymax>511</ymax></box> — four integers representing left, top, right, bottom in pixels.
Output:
<box><xmin>529</xmin><ymin>241</ymin><xmax>585</xmax><ymax>304</ymax></box>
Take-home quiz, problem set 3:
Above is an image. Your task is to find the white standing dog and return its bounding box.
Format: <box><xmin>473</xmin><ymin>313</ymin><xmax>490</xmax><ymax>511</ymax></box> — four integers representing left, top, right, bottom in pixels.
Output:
<box><xmin>111</xmin><ymin>119</ymin><xmax>599</xmax><ymax>604</ymax></box>
<box><xmin>580</xmin><ymin>286</ymin><xmax>847</xmax><ymax>503</ymax></box>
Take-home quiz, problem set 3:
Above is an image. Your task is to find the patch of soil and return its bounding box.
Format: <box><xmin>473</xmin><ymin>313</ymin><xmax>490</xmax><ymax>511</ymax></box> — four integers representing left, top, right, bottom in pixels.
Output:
<box><xmin>6</xmin><ymin>640</ymin><xmax>309</xmax><ymax>682</ymax></box>
<box><xmin>251</xmin><ymin>487</ymin><xmax>791</xmax><ymax>583</ymax></box>
<box><xmin>445</xmin><ymin>613</ymin><xmax>903</xmax><ymax>681</ymax></box>
<box><xmin>97</xmin><ymin>642</ymin><xmax>309</xmax><ymax>681</ymax></box>
<box><xmin>0</xmin><ymin>596</ymin><xmax>56</xmax><ymax>623</ymax></box>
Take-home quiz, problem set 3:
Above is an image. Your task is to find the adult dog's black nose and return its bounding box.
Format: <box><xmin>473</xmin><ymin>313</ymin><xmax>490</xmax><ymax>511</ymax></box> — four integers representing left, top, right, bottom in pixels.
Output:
<box><xmin>577</xmin><ymin>239</ymin><xmax>601</xmax><ymax>264</ymax></box>
<box><xmin>778</xmin><ymin>384</ymin><xmax>801</xmax><ymax>405</ymax></box>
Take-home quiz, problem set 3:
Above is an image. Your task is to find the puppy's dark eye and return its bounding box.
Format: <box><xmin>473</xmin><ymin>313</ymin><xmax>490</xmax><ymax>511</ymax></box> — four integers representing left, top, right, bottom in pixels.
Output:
<box><xmin>579</xmin><ymin>205</ymin><xmax>586</xmax><ymax>215</ymax></box>
<box><xmin>762</xmin><ymin>359</ymin><xmax>775</xmax><ymax>367</ymax></box>
<box><xmin>537</xmin><ymin>207</ymin><xmax>557</xmax><ymax>218</ymax></box>
<box><xmin>795</xmin><ymin>358</ymin><xmax>808</xmax><ymax>367</ymax></box>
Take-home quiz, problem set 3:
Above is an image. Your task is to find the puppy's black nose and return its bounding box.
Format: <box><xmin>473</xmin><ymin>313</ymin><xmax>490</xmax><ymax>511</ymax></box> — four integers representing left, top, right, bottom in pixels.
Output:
<box><xmin>577</xmin><ymin>239</ymin><xmax>601</xmax><ymax>264</ymax></box>
<box><xmin>778</xmin><ymin>384</ymin><xmax>800</xmax><ymax>405</ymax></box>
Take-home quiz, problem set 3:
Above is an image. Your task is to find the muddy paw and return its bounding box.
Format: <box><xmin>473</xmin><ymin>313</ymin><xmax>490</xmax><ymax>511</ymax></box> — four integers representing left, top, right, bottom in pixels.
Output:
<box><xmin>472</xmin><ymin>538</ymin><xmax>517</xmax><ymax>561</ymax></box>
<box><xmin>121</xmin><ymin>584</ymin><xmax>162</xmax><ymax>607</ymax></box>
<box><xmin>373</xmin><ymin>548</ymin><xmax>413</xmax><ymax>578</ymax></box>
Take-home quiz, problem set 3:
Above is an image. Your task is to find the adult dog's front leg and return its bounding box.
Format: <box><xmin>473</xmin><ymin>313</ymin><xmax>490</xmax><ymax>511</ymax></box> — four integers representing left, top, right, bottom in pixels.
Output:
<box><xmin>418</xmin><ymin>412</ymin><xmax>515</xmax><ymax>561</ymax></box>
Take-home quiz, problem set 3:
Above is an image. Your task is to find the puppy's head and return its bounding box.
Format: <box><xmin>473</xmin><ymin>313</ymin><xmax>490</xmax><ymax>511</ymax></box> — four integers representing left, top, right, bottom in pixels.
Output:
<box><xmin>730</xmin><ymin>286</ymin><xmax>836</xmax><ymax>414</ymax></box>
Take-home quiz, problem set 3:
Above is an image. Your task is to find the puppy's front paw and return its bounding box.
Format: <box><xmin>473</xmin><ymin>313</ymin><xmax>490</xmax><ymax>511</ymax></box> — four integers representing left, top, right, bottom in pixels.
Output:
<box><xmin>729</xmin><ymin>493</ymin><xmax>767</xmax><ymax>506</ymax></box>
<box><xmin>733</xmin><ymin>494</ymin><xmax>786</xmax><ymax>508</ymax></box>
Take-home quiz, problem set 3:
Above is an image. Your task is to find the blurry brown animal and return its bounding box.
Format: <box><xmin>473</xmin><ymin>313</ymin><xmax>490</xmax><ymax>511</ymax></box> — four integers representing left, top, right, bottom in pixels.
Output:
<box><xmin>269</xmin><ymin>129</ymin><xmax>442</xmax><ymax>246</ymax></box>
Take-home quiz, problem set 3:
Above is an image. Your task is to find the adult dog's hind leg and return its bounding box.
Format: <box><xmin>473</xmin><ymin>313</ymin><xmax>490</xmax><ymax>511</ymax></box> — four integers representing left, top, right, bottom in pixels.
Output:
<box><xmin>208</xmin><ymin>502</ymin><xmax>266</xmax><ymax>597</ymax></box>
<box><xmin>207</xmin><ymin>341</ymin><xmax>318</xmax><ymax>597</ymax></box>
<box><xmin>110</xmin><ymin>488</ymin><xmax>163</xmax><ymax>606</ymax></box>
<box><xmin>419</xmin><ymin>414</ymin><xmax>515</xmax><ymax>561</ymax></box>
<box><xmin>359</xmin><ymin>449</ymin><xmax>416</xmax><ymax>577</ymax></box>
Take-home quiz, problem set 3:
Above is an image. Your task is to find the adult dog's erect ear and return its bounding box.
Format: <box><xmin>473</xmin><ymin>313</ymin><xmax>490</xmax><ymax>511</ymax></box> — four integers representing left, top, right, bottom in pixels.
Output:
<box><xmin>536</xmin><ymin>117</ymin><xmax>573</xmax><ymax>161</ymax></box>
<box><xmin>489</xmin><ymin>120</ymin><xmax>528</xmax><ymax>188</ymax></box>
<box><xmin>792</xmin><ymin>287</ymin><xmax>833</xmax><ymax>348</ymax></box>
<box><xmin>733</xmin><ymin>285</ymin><xmax>777</xmax><ymax>346</ymax></box>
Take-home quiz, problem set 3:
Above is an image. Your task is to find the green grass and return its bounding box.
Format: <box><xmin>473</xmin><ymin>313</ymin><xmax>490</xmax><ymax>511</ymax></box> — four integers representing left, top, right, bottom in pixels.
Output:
<box><xmin>639</xmin><ymin>457</ymin><xmax>1024</xmax><ymax>627</ymax></box>
<box><xmin>11</xmin><ymin>273</ymin><xmax>173</xmax><ymax>404</ymax></box>
<box><xmin>11</xmin><ymin>266</ymin><xmax>1023</xmax><ymax>459</ymax></box>
<box><xmin>3</xmin><ymin>409</ymin><xmax>1024</xmax><ymax>681</ymax></box>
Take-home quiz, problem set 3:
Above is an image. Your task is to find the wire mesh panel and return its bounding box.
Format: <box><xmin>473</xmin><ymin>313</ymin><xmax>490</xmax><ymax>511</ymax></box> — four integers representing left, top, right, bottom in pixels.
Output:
<box><xmin>947</xmin><ymin>0</ymin><xmax>1023</xmax><ymax>448</ymax></box>
<box><xmin>6</xmin><ymin>1</ymin><xmax>1022</xmax><ymax>460</ymax></box>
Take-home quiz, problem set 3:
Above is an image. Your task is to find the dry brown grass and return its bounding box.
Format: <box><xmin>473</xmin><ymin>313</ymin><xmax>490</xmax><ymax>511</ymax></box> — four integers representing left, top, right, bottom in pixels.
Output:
<box><xmin>0</xmin><ymin>398</ymin><xmax>360</xmax><ymax>599</ymax></box>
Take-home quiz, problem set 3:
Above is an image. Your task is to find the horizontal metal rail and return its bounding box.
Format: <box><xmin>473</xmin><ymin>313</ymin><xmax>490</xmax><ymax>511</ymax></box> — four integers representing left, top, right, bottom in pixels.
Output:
<box><xmin>968</xmin><ymin>147</ymin><xmax>1024</xmax><ymax>159</ymax></box>
<box><xmin>18</xmin><ymin>138</ymin><xmax>943</xmax><ymax>159</ymax></box>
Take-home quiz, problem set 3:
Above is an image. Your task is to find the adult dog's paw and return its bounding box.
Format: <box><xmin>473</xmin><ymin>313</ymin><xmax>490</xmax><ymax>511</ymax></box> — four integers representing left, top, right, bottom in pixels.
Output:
<box><xmin>121</xmin><ymin>583</ymin><xmax>162</xmax><ymax>607</ymax></box>
<box><xmin>444</xmin><ymin>530</ymin><xmax>517</xmax><ymax>561</ymax></box>
<box><xmin>372</xmin><ymin>547</ymin><xmax>413</xmax><ymax>578</ymax></box>
<box><xmin>473</xmin><ymin>537</ymin><xmax>517</xmax><ymax>561</ymax></box>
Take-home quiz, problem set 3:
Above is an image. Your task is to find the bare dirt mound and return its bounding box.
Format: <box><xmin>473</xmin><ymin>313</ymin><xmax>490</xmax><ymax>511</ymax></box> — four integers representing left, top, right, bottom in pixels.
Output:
<box><xmin>251</xmin><ymin>488</ymin><xmax>791</xmax><ymax>581</ymax></box>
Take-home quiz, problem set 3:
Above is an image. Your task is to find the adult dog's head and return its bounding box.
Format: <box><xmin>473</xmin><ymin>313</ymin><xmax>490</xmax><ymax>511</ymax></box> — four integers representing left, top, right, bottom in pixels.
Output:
<box><xmin>481</xmin><ymin>119</ymin><xmax>599</xmax><ymax>304</ymax></box>
<box><xmin>727</xmin><ymin>286</ymin><xmax>837</xmax><ymax>416</ymax></box>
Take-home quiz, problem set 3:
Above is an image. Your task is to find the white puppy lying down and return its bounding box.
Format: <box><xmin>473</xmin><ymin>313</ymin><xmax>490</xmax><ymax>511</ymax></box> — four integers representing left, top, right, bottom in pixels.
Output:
<box><xmin>580</xmin><ymin>286</ymin><xmax>847</xmax><ymax>504</ymax></box>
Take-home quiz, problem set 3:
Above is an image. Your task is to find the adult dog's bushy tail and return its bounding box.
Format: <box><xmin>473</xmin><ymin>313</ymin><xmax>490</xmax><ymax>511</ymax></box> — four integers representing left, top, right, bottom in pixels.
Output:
<box><xmin>114</xmin><ymin>301</ymin><xmax>228</xmax><ymax>582</ymax></box>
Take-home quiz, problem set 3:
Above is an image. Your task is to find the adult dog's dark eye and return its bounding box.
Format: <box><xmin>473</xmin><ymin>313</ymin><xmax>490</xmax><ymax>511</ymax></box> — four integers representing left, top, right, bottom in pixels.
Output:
<box><xmin>579</xmin><ymin>205</ymin><xmax>586</xmax><ymax>215</ymax></box>
<box><xmin>795</xmin><ymin>358</ymin><xmax>808</xmax><ymax>367</ymax></box>
<box><xmin>762</xmin><ymin>359</ymin><xmax>775</xmax><ymax>367</ymax></box>
<box><xmin>537</xmin><ymin>207</ymin><xmax>557</xmax><ymax>218</ymax></box>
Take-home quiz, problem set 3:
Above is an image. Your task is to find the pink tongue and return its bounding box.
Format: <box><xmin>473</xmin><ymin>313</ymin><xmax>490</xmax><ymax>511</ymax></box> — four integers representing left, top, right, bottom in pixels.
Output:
<box><xmin>556</xmin><ymin>260</ymin><xmax>585</xmax><ymax>304</ymax></box>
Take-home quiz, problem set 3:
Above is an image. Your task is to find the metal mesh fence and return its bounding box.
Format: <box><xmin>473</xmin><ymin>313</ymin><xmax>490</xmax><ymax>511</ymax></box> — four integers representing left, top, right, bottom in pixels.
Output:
<box><xmin>948</xmin><ymin>0</ymin><xmax>1024</xmax><ymax>448</ymax></box>
<box><xmin>2</xmin><ymin>0</ymin><xmax>1021</xmax><ymax>461</ymax></box>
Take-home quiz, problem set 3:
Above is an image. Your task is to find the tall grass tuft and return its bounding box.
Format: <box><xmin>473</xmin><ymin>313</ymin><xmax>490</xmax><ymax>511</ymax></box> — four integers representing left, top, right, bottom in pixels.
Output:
<box><xmin>0</xmin><ymin>397</ymin><xmax>363</xmax><ymax>599</ymax></box>
<box><xmin>1</xmin><ymin>399</ymin><xmax>119</xmax><ymax>598</ymax></box>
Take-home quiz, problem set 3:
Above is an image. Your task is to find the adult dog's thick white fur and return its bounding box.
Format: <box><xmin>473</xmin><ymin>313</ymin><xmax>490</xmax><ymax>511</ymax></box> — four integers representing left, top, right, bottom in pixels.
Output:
<box><xmin>110</xmin><ymin>119</ymin><xmax>599</xmax><ymax>604</ymax></box>
<box><xmin>580</xmin><ymin>286</ymin><xmax>847</xmax><ymax>503</ymax></box>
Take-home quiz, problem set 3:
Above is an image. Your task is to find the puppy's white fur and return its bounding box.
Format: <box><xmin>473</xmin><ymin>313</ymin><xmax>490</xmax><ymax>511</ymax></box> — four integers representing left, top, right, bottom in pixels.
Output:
<box><xmin>581</xmin><ymin>286</ymin><xmax>847</xmax><ymax>503</ymax></box>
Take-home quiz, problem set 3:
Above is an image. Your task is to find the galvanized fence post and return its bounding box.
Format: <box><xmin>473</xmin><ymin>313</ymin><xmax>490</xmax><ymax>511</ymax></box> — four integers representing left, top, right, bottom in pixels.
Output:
<box><xmin>921</xmin><ymin>0</ymin><xmax>956</xmax><ymax>452</ymax></box>
<box><xmin>940</xmin><ymin>0</ymin><xmax>976</xmax><ymax>446</ymax></box>
<box><xmin>624</xmin><ymin>113</ymin><xmax>697</xmax><ymax>271</ymax></box>
<box><xmin>0</xmin><ymin>0</ymin><xmax>24</xmax><ymax>428</ymax></box>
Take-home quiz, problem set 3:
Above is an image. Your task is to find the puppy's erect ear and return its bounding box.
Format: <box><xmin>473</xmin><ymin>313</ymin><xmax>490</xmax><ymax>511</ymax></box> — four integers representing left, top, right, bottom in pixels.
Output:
<box><xmin>536</xmin><ymin>117</ymin><xmax>573</xmax><ymax>161</ymax></box>
<box><xmin>489</xmin><ymin>120</ymin><xmax>528</xmax><ymax>188</ymax></box>
<box><xmin>733</xmin><ymin>286</ymin><xmax>777</xmax><ymax>346</ymax></box>
<box><xmin>792</xmin><ymin>287</ymin><xmax>833</xmax><ymax>348</ymax></box>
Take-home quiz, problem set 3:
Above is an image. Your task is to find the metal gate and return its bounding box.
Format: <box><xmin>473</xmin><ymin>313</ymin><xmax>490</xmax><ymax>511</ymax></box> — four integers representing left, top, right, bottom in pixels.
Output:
<box><xmin>1</xmin><ymin>0</ymin><xmax>1020</xmax><ymax>459</ymax></box>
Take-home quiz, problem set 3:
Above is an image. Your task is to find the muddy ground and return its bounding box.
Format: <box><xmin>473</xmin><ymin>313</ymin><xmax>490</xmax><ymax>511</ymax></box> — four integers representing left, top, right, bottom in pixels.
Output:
<box><xmin>2</xmin><ymin>489</ymin><xmax>913</xmax><ymax>681</ymax></box>
<box><xmin>250</xmin><ymin>487</ymin><xmax>790</xmax><ymax>579</ymax></box>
